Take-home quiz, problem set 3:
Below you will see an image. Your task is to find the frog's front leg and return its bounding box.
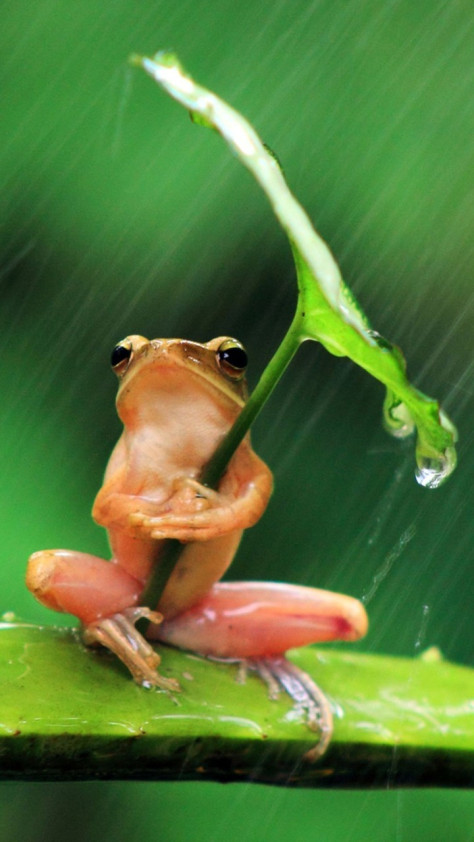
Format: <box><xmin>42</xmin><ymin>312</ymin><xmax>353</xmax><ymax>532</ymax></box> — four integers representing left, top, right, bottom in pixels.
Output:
<box><xmin>126</xmin><ymin>449</ymin><xmax>273</xmax><ymax>543</ymax></box>
<box><xmin>26</xmin><ymin>550</ymin><xmax>179</xmax><ymax>692</ymax></box>
<box><xmin>153</xmin><ymin>581</ymin><xmax>368</xmax><ymax>759</ymax></box>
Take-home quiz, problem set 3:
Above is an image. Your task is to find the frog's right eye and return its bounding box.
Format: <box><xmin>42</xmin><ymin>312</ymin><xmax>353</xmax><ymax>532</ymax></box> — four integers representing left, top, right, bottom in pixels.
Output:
<box><xmin>216</xmin><ymin>339</ymin><xmax>248</xmax><ymax>381</ymax></box>
<box><xmin>111</xmin><ymin>341</ymin><xmax>133</xmax><ymax>375</ymax></box>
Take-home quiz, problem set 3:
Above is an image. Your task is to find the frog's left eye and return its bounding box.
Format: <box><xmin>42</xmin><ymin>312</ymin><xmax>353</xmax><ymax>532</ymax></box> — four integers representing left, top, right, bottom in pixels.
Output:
<box><xmin>111</xmin><ymin>340</ymin><xmax>133</xmax><ymax>375</ymax></box>
<box><xmin>216</xmin><ymin>339</ymin><xmax>248</xmax><ymax>380</ymax></box>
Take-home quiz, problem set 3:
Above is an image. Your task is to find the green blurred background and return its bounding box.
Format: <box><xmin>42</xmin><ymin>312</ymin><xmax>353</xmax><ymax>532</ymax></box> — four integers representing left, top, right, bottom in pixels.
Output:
<box><xmin>1</xmin><ymin>1</ymin><xmax>473</xmax><ymax>839</ymax></box>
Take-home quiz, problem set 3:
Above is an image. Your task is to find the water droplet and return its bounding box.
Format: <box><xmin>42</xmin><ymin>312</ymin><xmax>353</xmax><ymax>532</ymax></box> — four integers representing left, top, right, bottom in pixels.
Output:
<box><xmin>415</xmin><ymin>445</ymin><xmax>457</xmax><ymax>489</ymax></box>
<box><xmin>415</xmin><ymin>409</ymin><xmax>458</xmax><ymax>488</ymax></box>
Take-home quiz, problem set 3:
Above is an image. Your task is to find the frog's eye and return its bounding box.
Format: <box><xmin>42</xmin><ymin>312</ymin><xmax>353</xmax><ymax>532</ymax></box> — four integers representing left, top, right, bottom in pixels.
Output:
<box><xmin>216</xmin><ymin>339</ymin><xmax>248</xmax><ymax>380</ymax></box>
<box><xmin>111</xmin><ymin>341</ymin><xmax>133</xmax><ymax>375</ymax></box>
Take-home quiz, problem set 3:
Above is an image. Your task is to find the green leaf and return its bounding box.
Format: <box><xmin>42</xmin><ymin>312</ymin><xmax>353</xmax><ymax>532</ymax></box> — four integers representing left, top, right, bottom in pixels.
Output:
<box><xmin>291</xmin><ymin>246</ymin><xmax>457</xmax><ymax>488</ymax></box>
<box><xmin>135</xmin><ymin>50</ymin><xmax>457</xmax><ymax>489</ymax></box>
<box><xmin>1</xmin><ymin>623</ymin><xmax>471</xmax><ymax>786</ymax></box>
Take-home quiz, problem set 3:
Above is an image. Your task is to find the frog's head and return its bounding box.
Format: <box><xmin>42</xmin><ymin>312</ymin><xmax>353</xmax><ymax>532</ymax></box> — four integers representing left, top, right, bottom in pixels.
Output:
<box><xmin>110</xmin><ymin>335</ymin><xmax>248</xmax><ymax>427</ymax></box>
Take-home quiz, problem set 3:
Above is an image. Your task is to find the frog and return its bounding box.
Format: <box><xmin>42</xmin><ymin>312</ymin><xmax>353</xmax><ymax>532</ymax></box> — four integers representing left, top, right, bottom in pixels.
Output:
<box><xmin>26</xmin><ymin>335</ymin><xmax>368</xmax><ymax>758</ymax></box>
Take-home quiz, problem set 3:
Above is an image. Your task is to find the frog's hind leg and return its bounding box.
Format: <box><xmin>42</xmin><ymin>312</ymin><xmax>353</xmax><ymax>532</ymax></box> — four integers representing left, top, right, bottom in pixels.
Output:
<box><xmin>26</xmin><ymin>549</ymin><xmax>144</xmax><ymax>622</ymax></box>
<box><xmin>155</xmin><ymin>580</ymin><xmax>368</xmax><ymax>656</ymax></box>
<box><xmin>26</xmin><ymin>549</ymin><xmax>179</xmax><ymax>692</ymax></box>
<box><xmin>155</xmin><ymin>580</ymin><xmax>368</xmax><ymax>759</ymax></box>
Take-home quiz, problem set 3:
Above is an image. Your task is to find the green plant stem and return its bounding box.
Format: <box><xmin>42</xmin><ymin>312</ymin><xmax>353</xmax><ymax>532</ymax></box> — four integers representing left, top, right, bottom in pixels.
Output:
<box><xmin>139</xmin><ymin>540</ymin><xmax>182</xmax><ymax>614</ymax></box>
<box><xmin>202</xmin><ymin>311</ymin><xmax>302</xmax><ymax>487</ymax></box>
<box><xmin>140</xmin><ymin>313</ymin><xmax>302</xmax><ymax>615</ymax></box>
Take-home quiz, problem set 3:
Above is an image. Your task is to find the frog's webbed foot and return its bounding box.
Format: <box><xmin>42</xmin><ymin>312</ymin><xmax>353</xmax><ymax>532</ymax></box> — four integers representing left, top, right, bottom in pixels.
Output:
<box><xmin>82</xmin><ymin>607</ymin><xmax>180</xmax><ymax>693</ymax></box>
<box><xmin>241</xmin><ymin>656</ymin><xmax>333</xmax><ymax>761</ymax></box>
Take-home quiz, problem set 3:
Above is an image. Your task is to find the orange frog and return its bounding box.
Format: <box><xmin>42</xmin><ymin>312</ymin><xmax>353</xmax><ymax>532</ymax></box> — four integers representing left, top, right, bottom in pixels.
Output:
<box><xmin>27</xmin><ymin>335</ymin><xmax>367</xmax><ymax>754</ymax></box>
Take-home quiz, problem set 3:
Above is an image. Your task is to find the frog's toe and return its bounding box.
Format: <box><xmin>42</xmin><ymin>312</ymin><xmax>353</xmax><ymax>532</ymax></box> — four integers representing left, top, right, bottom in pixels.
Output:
<box><xmin>149</xmin><ymin>524</ymin><xmax>217</xmax><ymax>542</ymax></box>
<box><xmin>128</xmin><ymin>512</ymin><xmax>152</xmax><ymax>532</ymax></box>
<box><xmin>83</xmin><ymin>608</ymin><xmax>180</xmax><ymax>693</ymax></box>
<box><xmin>245</xmin><ymin>656</ymin><xmax>333</xmax><ymax>761</ymax></box>
<box><xmin>149</xmin><ymin>511</ymin><xmax>213</xmax><ymax>528</ymax></box>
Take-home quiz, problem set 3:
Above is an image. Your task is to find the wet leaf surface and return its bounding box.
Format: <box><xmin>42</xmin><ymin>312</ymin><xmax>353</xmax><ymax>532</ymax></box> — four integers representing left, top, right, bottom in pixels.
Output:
<box><xmin>1</xmin><ymin>624</ymin><xmax>472</xmax><ymax>786</ymax></box>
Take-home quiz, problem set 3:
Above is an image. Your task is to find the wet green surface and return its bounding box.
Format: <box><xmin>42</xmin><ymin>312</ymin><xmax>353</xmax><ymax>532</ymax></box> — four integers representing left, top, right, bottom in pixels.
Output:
<box><xmin>0</xmin><ymin>624</ymin><xmax>472</xmax><ymax>785</ymax></box>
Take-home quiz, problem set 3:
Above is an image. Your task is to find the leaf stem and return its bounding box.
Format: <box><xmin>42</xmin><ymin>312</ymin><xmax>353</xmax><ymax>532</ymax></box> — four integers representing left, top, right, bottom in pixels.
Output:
<box><xmin>140</xmin><ymin>313</ymin><xmax>302</xmax><ymax>614</ymax></box>
<box><xmin>139</xmin><ymin>540</ymin><xmax>182</xmax><ymax>613</ymax></box>
<box><xmin>202</xmin><ymin>311</ymin><xmax>302</xmax><ymax>488</ymax></box>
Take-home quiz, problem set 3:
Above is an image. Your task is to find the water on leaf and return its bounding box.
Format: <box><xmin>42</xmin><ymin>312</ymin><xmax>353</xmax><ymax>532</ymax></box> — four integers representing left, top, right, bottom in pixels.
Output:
<box><xmin>415</xmin><ymin>447</ymin><xmax>457</xmax><ymax>489</ymax></box>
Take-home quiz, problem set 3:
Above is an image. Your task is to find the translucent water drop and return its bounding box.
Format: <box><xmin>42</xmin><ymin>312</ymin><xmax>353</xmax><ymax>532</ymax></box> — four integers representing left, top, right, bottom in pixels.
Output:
<box><xmin>415</xmin><ymin>445</ymin><xmax>457</xmax><ymax>489</ymax></box>
<box><xmin>415</xmin><ymin>409</ymin><xmax>458</xmax><ymax>488</ymax></box>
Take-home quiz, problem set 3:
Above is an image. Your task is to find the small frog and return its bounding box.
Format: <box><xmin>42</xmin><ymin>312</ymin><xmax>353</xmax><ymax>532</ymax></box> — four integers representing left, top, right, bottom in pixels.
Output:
<box><xmin>26</xmin><ymin>336</ymin><xmax>367</xmax><ymax>757</ymax></box>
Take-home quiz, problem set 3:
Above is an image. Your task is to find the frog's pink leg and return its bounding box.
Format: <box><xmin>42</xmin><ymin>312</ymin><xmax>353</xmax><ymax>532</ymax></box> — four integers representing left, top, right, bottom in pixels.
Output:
<box><xmin>153</xmin><ymin>581</ymin><xmax>368</xmax><ymax>657</ymax></box>
<box><xmin>26</xmin><ymin>550</ymin><xmax>142</xmax><ymax>624</ymax></box>
<box><xmin>26</xmin><ymin>550</ymin><xmax>179</xmax><ymax>691</ymax></box>
<box><xmin>155</xmin><ymin>581</ymin><xmax>367</xmax><ymax>758</ymax></box>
